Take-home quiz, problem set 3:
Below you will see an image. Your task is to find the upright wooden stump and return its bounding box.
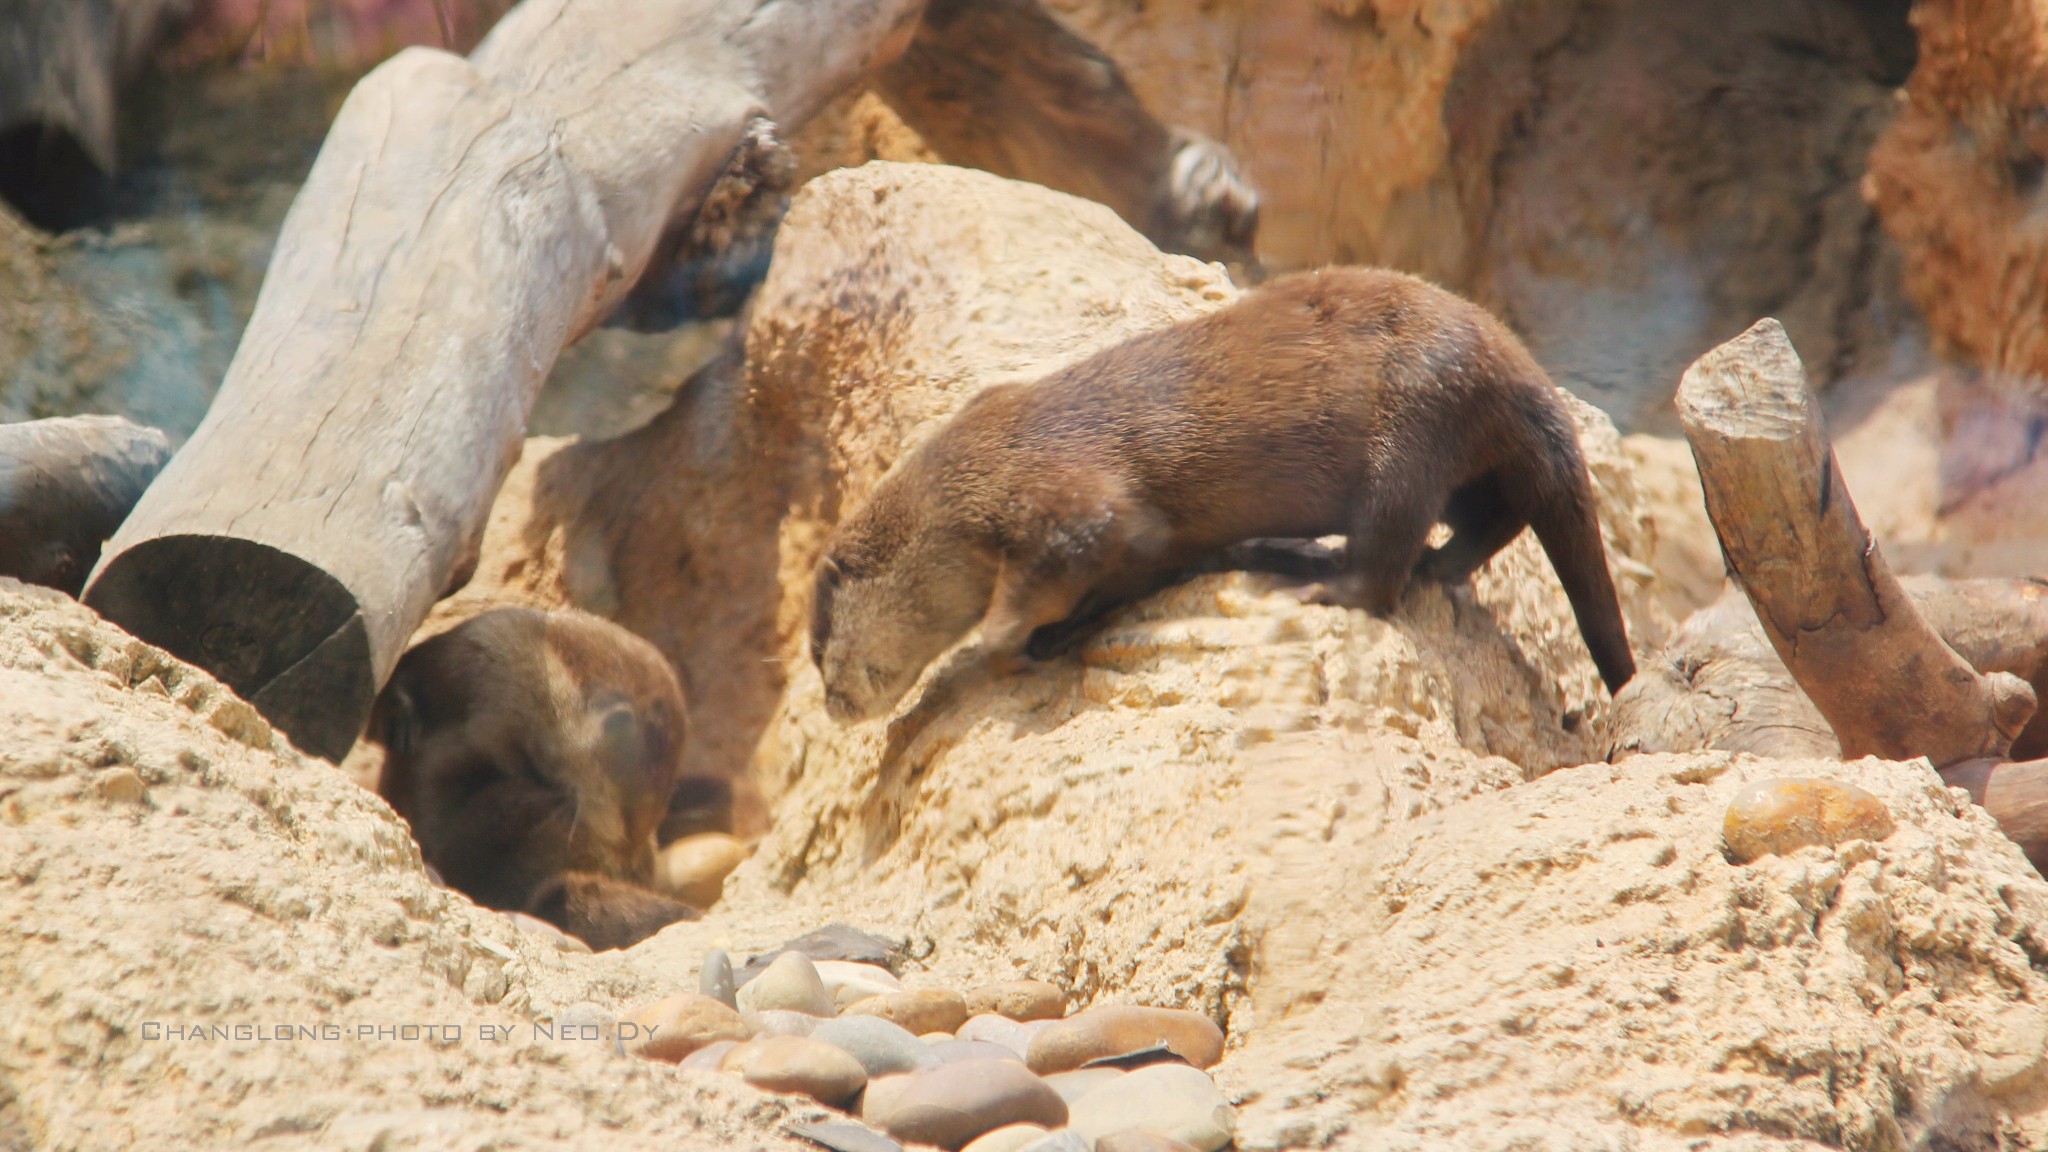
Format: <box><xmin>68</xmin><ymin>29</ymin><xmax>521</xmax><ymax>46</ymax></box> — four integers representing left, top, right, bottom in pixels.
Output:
<box><xmin>1675</xmin><ymin>318</ymin><xmax>2036</xmax><ymax>765</ymax></box>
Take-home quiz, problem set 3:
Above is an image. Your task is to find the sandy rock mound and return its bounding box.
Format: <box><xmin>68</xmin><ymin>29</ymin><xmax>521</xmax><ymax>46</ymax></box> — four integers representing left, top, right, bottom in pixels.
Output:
<box><xmin>548</xmin><ymin>164</ymin><xmax>2048</xmax><ymax>1148</ymax></box>
<box><xmin>0</xmin><ymin>579</ymin><xmax>814</xmax><ymax>1151</ymax></box>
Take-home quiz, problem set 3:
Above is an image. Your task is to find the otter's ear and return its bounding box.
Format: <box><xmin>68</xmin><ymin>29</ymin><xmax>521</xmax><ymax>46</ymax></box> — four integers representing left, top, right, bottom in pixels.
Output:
<box><xmin>368</xmin><ymin>681</ymin><xmax>420</xmax><ymax>758</ymax></box>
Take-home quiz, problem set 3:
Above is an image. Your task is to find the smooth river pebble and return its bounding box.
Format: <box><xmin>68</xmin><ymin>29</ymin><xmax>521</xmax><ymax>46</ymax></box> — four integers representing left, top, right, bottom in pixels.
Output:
<box><xmin>957</xmin><ymin>1014</ymin><xmax>1036</xmax><ymax>1058</ymax></box>
<box><xmin>1026</xmin><ymin>1006</ymin><xmax>1224</xmax><ymax>1074</ymax></box>
<box><xmin>654</xmin><ymin>832</ymin><xmax>748</xmax><ymax>907</ymax></box>
<box><xmin>1068</xmin><ymin>1064</ymin><xmax>1234</xmax><ymax>1151</ymax></box>
<box><xmin>812</xmin><ymin>1015</ymin><xmax>942</xmax><ymax>1077</ymax></box>
<box><xmin>721</xmin><ymin>1035</ymin><xmax>868</xmax><ymax>1106</ymax></box>
<box><xmin>842</xmin><ymin>988</ymin><xmax>969</xmax><ymax>1036</ymax></box>
<box><xmin>737</xmin><ymin>951</ymin><xmax>835</xmax><ymax>1016</ymax></box>
<box><xmin>1723</xmin><ymin>777</ymin><xmax>1895</xmax><ymax>863</ymax></box>
<box><xmin>622</xmin><ymin>993</ymin><xmax>748</xmax><ymax>1063</ymax></box>
<box><xmin>963</xmin><ymin>980</ymin><xmax>1069</xmax><ymax>1022</ymax></box>
<box><xmin>862</xmin><ymin>1059</ymin><xmax>1069</xmax><ymax>1150</ymax></box>
<box><xmin>960</xmin><ymin>1123</ymin><xmax>1050</xmax><ymax>1152</ymax></box>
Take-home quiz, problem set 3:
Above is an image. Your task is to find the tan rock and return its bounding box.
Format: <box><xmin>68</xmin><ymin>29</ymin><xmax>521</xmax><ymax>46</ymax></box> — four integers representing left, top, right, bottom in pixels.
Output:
<box><xmin>653</xmin><ymin>833</ymin><xmax>749</xmax><ymax>908</ymax></box>
<box><xmin>932</xmin><ymin>1039</ymin><xmax>1023</xmax><ymax>1065</ymax></box>
<box><xmin>1723</xmin><ymin>777</ymin><xmax>1897</xmax><ymax>864</ymax></box>
<box><xmin>736</xmin><ymin>950</ymin><xmax>834</xmax><ymax>1016</ymax></box>
<box><xmin>959</xmin><ymin>1123</ymin><xmax>1050</xmax><ymax>1152</ymax></box>
<box><xmin>1093</xmin><ymin>1129</ymin><xmax>1200</xmax><ymax>1152</ymax></box>
<box><xmin>956</xmin><ymin>1014</ymin><xmax>1034</xmax><ymax>1058</ymax></box>
<box><xmin>621</xmin><ymin>993</ymin><xmax>749</xmax><ymax>1064</ymax></box>
<box><xmin>743</xmin><ymin>1009</ymin><xmax>822</xmax><ymax>1038</ymax></box>
<box><xmin>1042</xmin><ymin>1068</ymin><xmax>1125</xmax><ymax>1106</ymax></box>
<box><xmin>862</xmin><ymin>1060</ymin><xmax>1069</xmax><ymax>1150</ymax></box>
<box><xmin>1025</xmin><ymin>1007</ymin><xmax>1223</xmax><ymax>1074</ymax></box>
<box><xmin>678</xmin><ymin>1039</ymin><xmax>741</xmax><ymax>1071</ymax></box>
<box><xmin>1067</xmin><ymin>1065</ymin><xmax>1233</xmax><ymax>1151</ymax></box>
<box><xmin>842</xmin><ymin>989</ymin><xmax>969</xmax><ymax>1036</ymax></box>
<box><xmin>720</xmin><ymin>1035</ymin><xmax>868</xmax><ymax>1106</ymax></box>
<box><xmin>818</xmin><ymin>959</ymin><xmax>903</xmax><ymax>1009</ymax></box>
<box><xmin>963</xmin><ymin>980</ymin><xmax>1068</xmax><ymax>1022</ymax></box>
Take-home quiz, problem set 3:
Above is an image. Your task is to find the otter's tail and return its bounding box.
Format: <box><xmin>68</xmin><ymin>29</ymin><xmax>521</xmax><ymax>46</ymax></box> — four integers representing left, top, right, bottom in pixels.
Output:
<box><xmin>1519</xmin><ymin>397</ymin><xmax>1636</xmax><ymax>695</ymax></box>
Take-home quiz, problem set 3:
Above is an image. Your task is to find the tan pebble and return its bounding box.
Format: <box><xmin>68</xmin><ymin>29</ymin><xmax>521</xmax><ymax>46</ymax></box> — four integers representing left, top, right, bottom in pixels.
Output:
<box><xmin>932</xmin><ymin>1038</ymin><xmax>1024</xmax><ymax>1065</ymax></box>
<box><xmin>92</xmin><ymin>767</ymin><xmax>146</xmax><ymax>804</ymax></box>
<box><xmin>1025</xmin><ymin>1006</ymin><xmax>1224</xmax><ymax>1074</ymax></box>
<box><xmin>920</xmin><ymin>1031</ymin><xmax>954</xmax><ymax>1043</ymax></box>
<box><xmin>653</xmin><ymin>832</ymin><xmax>749</xmax><ymax>907</ymax></box>
<box><xmin>863</xmin><ymin>1060</ymin><xmax>1068</xmax><ymax>1149</ymax></box>
<box><xmin>961</xmin><ymin>1123</ymin><xmax>1050</xmax><ymax>1152</ymax></box>
<box><xmin>958</xmin><ymin>1014</ymin><xmax>1035</xmax><ymax>1058</ymax></box>
<box><xmin>678</xmin><ymin>1039</ymin><xmax>740</xmax><ymax>1070</ymax></box>
<box><xmin>720</xmin><ymin>1035</ymin><xmax>868</xmax><ymax>1106</ymax></box>
<box><xmin>1094</xmin><ymin>1129</ymin><xmax>1201</xmax><ymax>1152</ymax></box>
<box><xmin>622</xmin><ymin>993</ymin><xmax>750</xmax><ymax>1063</ymax></box>
<box><xmin>737</xmin><ymin>950</ymin><xmax>834</xmax><ymax>1016</ymax></box>
<box><xmin>1723</xmin><ymin>777</ymin><xmax>1895</xmax><ymax>864</ymax></box>
<box><xmin>745</xmin><ymin>1009</ymin><xmax>823</xmax><ymax>1038</ymax></box>
<box><xmin>1068</xmin><ymin>1064</ymin><xmax>1233</xmax><ymax>1151</ymax></box>
<box><xmin>818</xmin><ymin>959</ymin><xmax>903</xmax><ymax>1009</ymax></box>
<box><xmin>842</xmin><ymin>988</ymin><xmax>968</xmax><ymax>1035</ymax></box>
<box><xmin>963</xmin><ymin>980</ymin><xmax>1068</xmax><ymax>1022</ymax></box>
<box><xmin>1043</xmin><ymin>1068</ymin><xmax>1125</xmax><ymax>1105</ymax></box>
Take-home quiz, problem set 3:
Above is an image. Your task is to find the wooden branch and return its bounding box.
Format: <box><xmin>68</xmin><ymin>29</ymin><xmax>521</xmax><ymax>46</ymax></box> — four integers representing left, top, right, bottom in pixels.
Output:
<box><xmin>873</xmin><ymin>0</ymin><xmax>1259</xmax><ymax>266</ymax></box>
<box><xmin>1675</xmin><ymin>318</ymin><xmax>2036</xmax><ymax>766</ymax></box>
<box><xmin>1941</xmin><ymin>757</ymin><xmax>2048</xmax><ymax>875</ymax></box>
<box><xmin>0</xmin><ymin>415</ymin><xmax>170</xmax><ymax>595</ymax></box>
<box><xmin>83</xmin><ymin>0</ymin><xmax>928</xmax><ymax>761</ymax></box>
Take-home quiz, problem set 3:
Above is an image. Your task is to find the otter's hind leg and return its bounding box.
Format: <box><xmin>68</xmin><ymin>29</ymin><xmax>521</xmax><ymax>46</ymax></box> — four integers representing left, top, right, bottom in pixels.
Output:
<box><xmin>1415</xmin><ymin>473</ymin><xmax>1530</xmax><ymax>584</ymax></box>
<box><xmin>1315</xmin><ymin>482</ymin><xmax>1440</xmax><ymax>614</ymax></box>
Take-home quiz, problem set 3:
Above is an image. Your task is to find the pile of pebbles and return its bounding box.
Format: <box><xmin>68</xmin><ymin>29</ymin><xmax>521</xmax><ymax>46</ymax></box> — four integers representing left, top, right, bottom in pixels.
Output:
<box><xmin>619</xmin><ymin>933</ymin><xmax>1235</xmax><ymax>1152</ymax></box>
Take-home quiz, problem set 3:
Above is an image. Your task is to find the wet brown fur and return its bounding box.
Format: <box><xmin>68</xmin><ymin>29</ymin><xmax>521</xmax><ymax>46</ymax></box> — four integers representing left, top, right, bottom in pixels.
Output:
<box><xmin>371</xmin><ymin>607</ymin><xmax>696</xmax><ymax>949</ymax></box>
<box><xmin>811</xmin><ymin>267</ymin><xmax>1636</xmax><ymax>721</ymax></box>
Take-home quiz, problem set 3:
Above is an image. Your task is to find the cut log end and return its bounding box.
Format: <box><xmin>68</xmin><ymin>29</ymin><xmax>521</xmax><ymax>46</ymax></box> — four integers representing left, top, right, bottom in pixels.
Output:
<box><xmin>1675</xmin><ymin>317</ymin><xmax>1815</xmax><ymax>439</ymax></box>
<box><xmin>85</xmin><ymin>536</ymin><xmax>374</xmax><ymax>762</ymax></box>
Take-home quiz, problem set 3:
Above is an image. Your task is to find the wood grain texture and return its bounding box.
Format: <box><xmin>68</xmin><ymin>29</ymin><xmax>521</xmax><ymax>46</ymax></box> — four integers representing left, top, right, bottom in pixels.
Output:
<box><xmin>0</xmin><ymin>414</ymin><xmax>170</xmax><ymax>595</ymax></box>
<box><xmin>1674</xmin><ymin>318</ymin><xmax>2036</xmax><ymax>766</ymax></box>
<box><xmin>85</xmin><ymin>0</ymin><xmax>929</xmax><ymax>760</ymax></box>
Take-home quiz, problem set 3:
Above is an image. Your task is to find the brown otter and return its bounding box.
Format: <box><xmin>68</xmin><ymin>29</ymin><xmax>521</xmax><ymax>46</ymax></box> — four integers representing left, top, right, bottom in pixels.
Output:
<box><xmin>811</xmin><ymin>267</ymin><xmax>1636</xmax><ymax>722</ymax></box>
<box><xmin>369</xmin><ymin>607</ymin><xmax>697</xmax><ymax>949</ymax></box>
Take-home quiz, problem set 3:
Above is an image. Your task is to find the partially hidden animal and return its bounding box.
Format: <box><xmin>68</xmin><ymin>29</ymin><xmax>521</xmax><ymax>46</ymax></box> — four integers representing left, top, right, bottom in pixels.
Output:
<box><xmin>369</xmin><ymin>607</ymin><xmax>697</xmax><ymax>950</ymax></box>
<box><xmin>810</xmin><ymin>267</ymin><xmax>1636</xmax><ymax>722</ymax></box>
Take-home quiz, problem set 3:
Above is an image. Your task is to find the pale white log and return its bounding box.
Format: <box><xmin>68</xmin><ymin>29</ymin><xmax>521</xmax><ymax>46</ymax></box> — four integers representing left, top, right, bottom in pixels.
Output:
<box><xmin>85</xmin><ymin>0</ymin><xmax>928</xmax><ymax>760</ymax></box>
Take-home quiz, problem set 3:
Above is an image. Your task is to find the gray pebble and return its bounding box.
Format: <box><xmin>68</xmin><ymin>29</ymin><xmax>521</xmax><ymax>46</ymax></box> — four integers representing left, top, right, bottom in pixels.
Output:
<box><xmin>813</xmin><ymin>1015</ymin><xmax>942</xmax><ymax>1078</ymax></box>
<box><xmin>700</xmin><ymin>947</ymin><xmax>737</xmax><ymax>1008</ymax></box>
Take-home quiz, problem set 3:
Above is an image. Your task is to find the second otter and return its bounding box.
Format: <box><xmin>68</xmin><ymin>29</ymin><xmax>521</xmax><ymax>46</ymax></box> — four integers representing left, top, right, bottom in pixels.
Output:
<box><xmin>811</xmin><ymin>267</ymin><xmax>1636</xmax><ymax>722</ymax></box>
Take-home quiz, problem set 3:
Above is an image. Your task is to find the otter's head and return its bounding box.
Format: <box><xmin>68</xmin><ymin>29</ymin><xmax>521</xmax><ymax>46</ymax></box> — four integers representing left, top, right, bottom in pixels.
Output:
<box><xmin>372</xmin><ymin>609</ymin><xmax>686</xmax><ymax>911</ymax></box>
<box><xmin>810</xmin><ymin>476</ymin><xmax>997</xmax><ymax>723</ymax></box>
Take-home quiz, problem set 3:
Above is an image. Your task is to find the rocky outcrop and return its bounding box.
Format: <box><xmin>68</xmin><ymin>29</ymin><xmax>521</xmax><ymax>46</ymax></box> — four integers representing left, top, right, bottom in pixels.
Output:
<box><xmin>12</xmin><ymin>162</ymin><xmax>2048</xmax><ymax>1151</ymax></box>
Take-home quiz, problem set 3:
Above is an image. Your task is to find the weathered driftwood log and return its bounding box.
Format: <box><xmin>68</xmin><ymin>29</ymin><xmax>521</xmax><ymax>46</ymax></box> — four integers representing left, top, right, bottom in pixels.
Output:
<box><xmin>1673</xmin><ymin>318</ymin><xmax>2036</xmax><ymax>766</ymax></box>
<box><xmin>84</xmin><ymin>0</ymin><xmax>929</xmax><ymax>761</ymax></box>
<box><xmin>874</xmin><ymin>0</ymin><xmax>1259</xmax><ymax>266</ymax></box>
<box><xmin>1611</xmin><ymin>576</ymin><xmax>2048</xmax><ymax>763</ymax></box>
<box><xmin>0</xmin><ymin>415</ymin><xmax>171</xmax><ymax>595</ymax></box>
<box><xmin>1942</xmin><ymin>756</ymin><xmax>2048</xmax><ymax>875</ymax></box>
